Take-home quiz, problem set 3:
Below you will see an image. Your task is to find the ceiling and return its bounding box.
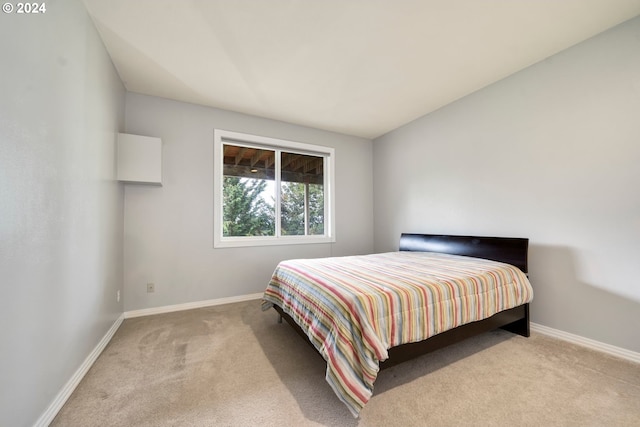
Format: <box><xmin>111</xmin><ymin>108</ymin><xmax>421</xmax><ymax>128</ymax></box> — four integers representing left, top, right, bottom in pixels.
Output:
<box><xmin>81</xmin><ymin>0</ymin><xmax>640</xmax><ymax>139</ymax></box>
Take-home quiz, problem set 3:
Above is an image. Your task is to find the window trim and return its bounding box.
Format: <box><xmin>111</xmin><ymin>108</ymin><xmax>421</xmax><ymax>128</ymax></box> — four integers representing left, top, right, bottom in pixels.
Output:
<box><xmin>213</xmin><ymin>129</ymin><xmax>335</xmax><ymax>248</ymax></box>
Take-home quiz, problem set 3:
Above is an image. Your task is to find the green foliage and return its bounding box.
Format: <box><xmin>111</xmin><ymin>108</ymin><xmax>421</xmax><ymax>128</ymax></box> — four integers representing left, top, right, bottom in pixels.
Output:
<box><xmin>281</xmin><ymin>182</ymin><xmax>324</xmax><ymax>235</ymax></box>
<box><xmin>307</xmin><ymin>184</ymin><xmax>325</xmax><ymax>235</ymax></box>
<box><xmin>223</xmin><ymin>177</ymin><xmax>274</xmax><ymax>236</ymax></box>
<box><xmin>223</xmin><ymin>176</ymin><xmax>324</xmax><ymax>237</ymax></box>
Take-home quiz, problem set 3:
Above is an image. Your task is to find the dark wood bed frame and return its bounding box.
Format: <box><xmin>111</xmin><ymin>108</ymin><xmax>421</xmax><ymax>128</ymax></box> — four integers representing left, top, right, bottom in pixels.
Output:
<box><xmin>272</xmin><ymin>233</ymin><xmax>531</xmax><ymax>370</ymax></box>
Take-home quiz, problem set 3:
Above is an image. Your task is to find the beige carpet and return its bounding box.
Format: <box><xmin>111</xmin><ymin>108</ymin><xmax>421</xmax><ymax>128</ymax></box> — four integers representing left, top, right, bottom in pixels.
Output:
<box><xmin>52</xmin><ymin>300</ymin><xmax>640</xmax><ymax>426</ymax></box>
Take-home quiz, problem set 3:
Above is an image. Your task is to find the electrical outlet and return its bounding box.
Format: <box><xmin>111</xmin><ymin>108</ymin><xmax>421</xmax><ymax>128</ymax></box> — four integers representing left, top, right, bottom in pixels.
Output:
<box><xmin>147</xmin><ymin>283</ymin><xmax>155</xmax><ymax>293</ymax></box>
<box><xmin>116</xmin><ymin>290</ymin><xmax>120</xmax><ymax>302</ymax></box>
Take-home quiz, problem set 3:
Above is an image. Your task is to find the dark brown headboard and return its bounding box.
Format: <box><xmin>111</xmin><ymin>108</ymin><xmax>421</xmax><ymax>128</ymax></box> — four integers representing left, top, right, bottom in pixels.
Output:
<box><xmin>399</xmin><ymin>233</ymin><xmax>529</xmax><ymax>273</ymax></box>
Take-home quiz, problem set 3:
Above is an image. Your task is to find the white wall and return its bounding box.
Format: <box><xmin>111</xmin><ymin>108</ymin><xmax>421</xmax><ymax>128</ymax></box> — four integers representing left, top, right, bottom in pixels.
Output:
<box><xmin>0</xmin><ymin>1</ymin><xmax>125</xmax><ymax>425</ymax></box>
<box><xmin>123</xmin><ymin>93</ymin><xmax>373</xmax><ymax>311</ymax></box>
<box><xmin>373</xmin><ymin>17</ymin><xmax>640</xmax><ymax>353</ymax></box>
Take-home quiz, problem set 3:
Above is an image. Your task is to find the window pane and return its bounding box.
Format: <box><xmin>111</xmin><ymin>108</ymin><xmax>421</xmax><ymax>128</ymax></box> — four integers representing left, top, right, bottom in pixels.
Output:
<box><xmin>280</xmin><ymin>152</ymin><xmax>324</xmax><ymax>236</ymax></box>
<box><xmin>222</xmin><ymin>144</ymin><xmax>275</xmax><ymax>236</ymax></box>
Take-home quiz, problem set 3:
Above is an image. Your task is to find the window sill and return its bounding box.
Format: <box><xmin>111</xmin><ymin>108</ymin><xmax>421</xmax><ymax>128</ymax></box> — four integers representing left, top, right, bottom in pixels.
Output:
<box><xmin>214</xmin><ymin>235</ymin><xmax>335</xmax><ymax>249</ymax></box>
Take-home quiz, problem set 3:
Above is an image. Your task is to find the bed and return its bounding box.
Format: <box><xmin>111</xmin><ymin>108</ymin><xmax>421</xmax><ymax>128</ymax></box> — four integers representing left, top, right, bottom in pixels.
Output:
<box><xmin>261</xmin><ymin>233</ymin><xmax>534</xmax><ymax>417</ymax></box>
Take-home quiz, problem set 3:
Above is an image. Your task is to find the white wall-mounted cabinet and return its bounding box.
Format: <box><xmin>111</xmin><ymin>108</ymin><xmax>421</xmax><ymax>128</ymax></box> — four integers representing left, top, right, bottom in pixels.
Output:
<box><xmin>117</xmin><ymin>133</ymin><xmax>162</xmax><ymax>185</ymax></box>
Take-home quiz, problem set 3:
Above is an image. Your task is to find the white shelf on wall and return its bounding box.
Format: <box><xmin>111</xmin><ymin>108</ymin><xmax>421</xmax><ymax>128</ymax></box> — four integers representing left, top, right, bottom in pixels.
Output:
<box><xmin>117</xmin><ymin>133</ymin><xmax>162</xmax><ymax>185</ymax></box>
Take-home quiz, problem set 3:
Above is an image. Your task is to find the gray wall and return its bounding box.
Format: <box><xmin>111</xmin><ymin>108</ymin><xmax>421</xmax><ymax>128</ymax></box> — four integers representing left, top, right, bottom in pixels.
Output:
<box><xmin>373</xmin><ymin>17</ymin><xmax>640</xmax><ymax>352</ymax></box>
<box><xmin>123</xmin><ymin>93</ymin><xmax>373</xmax><ymax>311</ymax></box>
<box><xmin>0</xmin><ymin>1</ymin><xmax>125</xmax><ymax>425</ymax></box>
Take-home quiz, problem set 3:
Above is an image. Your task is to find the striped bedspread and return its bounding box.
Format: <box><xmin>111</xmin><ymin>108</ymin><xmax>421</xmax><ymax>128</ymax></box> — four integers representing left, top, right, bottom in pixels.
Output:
<box><xmin>261</xmin><ymin>251</ymin><xmax>534</xmax><ymax>417</ymax></box>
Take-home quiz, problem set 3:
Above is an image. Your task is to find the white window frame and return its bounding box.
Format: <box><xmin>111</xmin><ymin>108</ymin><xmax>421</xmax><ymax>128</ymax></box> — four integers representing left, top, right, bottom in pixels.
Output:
<box><xmin>214</xmin><ymin>129</ymin><xmax>335</xmax><ymax>248</ymax></box>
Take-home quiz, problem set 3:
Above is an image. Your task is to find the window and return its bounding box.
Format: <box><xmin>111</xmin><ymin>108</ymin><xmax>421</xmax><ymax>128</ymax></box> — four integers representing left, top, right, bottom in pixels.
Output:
<box><xmin>214</xmin><ymin>129</ymin><xmax>335</xmax><ymax>248</ymax></box>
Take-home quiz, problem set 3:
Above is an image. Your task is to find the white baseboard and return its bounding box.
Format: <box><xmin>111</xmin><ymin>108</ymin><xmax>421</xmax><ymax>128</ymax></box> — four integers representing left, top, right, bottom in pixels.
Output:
<box><xmin>531</xmin><ymin>322</ymin><xmax>640</xmax><ymax>364</ymax></box>
<box><xmin>34</xmin><ymin>313</ymin><xmax>125</xmax><ymax>427</ymax></box>
<box><xmin>124</xmin><ymin>292</ymin><xmax>264</xmax><ymax>319</ymax></box>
